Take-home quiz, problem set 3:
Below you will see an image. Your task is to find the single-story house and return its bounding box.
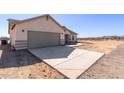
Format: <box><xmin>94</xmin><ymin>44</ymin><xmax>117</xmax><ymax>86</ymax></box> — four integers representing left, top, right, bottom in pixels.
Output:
<box><xmin>8</xmin><ymin>14</ymin><xmax>78</xmax><ymax>50</ymax></box>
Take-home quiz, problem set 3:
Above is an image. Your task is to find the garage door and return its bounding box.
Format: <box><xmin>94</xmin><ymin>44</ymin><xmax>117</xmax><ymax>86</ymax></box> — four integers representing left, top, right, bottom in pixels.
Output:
<box><xmin>28</xmin><ymin>31</ymin><xmax>60</xmax><ymax>48</ymax></box>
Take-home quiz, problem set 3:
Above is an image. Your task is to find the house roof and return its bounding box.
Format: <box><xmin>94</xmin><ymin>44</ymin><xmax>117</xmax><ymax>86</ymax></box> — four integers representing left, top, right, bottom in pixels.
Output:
<box><xmin>7</xmin><ymin>19</ymin><xmax>20</xmax><ymax>24</ymax></box>
<box><xmin>7</xmin><ymin>15</ymin><xmax>63</xmax><ymax>29</ymax></box>
<box><xmin>62</xmin><ymin>26</ymin><xmax>78</xmax><ymax>35</ymax></box>
<box><xmin>8</xmin><ymin>14</ymin><xmax>78</xmax><ymax>35</ymax></box>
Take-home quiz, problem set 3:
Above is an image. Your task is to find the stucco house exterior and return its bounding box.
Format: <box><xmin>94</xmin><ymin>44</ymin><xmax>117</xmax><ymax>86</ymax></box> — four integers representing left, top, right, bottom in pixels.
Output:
<box><xmin>8</xmin><ymin>14</ymin><xmax>78</xmax><ymax>50</ymax></box>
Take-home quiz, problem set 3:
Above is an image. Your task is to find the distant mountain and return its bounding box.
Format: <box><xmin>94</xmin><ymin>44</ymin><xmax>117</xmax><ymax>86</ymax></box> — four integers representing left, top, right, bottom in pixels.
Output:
<box><xmin>78</xmin><ymin>35</ymin><xmax>124</xmax><ymax>40</ymax></box>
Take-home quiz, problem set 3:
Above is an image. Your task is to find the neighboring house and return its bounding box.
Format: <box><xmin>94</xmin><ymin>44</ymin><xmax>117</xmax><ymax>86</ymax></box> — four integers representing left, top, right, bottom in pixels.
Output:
<box><xmin>0</xmin><ymin>37</ymin><xmax>9</xmax><ymax>45</ymax></box>
<box><xmin>8</xmin><ymin>14</ymin><xmax>78</xmax><ymax>50</ymax></box>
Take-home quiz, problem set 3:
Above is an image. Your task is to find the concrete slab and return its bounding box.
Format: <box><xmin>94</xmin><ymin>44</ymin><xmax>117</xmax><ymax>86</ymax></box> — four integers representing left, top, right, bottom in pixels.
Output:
<box><xmin>54</xmin><ymin>52</ymin><xmax>103</xmax><ymax>69</ymax></box>
<box><xmin>58</xmin><ymin>69</ymin><xmax>85</xmax><ymax>79</ymax></box>
<box><xmin>66</xmin><ymin>43</ymin><xmax>83</xmax><ymax>47</ymax></box>
<box><xmin>54</xmin><ymin>52</ymin><xmax>104</xmax><ymax>79</ymax></box>
<box><xmin>29</xmin><ymin>46</ymin><xmax>104</xmax><ymax>79</ymax></box>
<box><xmin>29</xmin><ymin>46</ymin><xmax>87</xmax><ymax>66</ymax></box>
<box><xmin>0</xmin><ymin>50</ymin><xmax>2</xmax><ymax>59</ymax></box>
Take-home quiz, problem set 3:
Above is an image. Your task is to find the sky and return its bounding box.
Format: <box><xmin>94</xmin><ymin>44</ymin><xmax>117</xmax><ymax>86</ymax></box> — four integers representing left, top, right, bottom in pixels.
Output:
<box><xmin>1</xmin><ymin>14</ymin><xmax>124</xmax><ymax>37</ymax></box>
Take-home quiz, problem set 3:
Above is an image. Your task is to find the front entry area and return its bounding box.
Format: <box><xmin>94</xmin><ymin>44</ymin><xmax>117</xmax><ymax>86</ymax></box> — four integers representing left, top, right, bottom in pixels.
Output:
<box><xmin>65</xmin><ymin>34</ymin><xmax>70</xmax><ymax>44</ymax></box>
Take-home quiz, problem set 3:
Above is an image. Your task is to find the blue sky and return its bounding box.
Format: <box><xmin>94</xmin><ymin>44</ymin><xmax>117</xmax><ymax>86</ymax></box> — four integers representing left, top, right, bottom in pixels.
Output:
<box><xmin>1</xmin><ymin>14</ymin><xmax>124</xmax><ymax>37</ymax></box>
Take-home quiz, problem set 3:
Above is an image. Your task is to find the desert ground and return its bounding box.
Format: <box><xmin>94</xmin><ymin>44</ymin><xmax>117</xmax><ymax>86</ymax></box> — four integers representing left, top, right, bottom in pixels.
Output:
<box><xmin>0</xmin><ymin>40</ymin><xmax>124</xmax><ymax>79</ymax></box>
<box><xmin>0</xmin><ymin>45</ymin><xmax>65</xmax><ymax>79</ymax></box>
<box><xmin>76</xmin><ymin>40</ymin><xmax>124</xmax><ymax>54</ymax></box>
<box><xmin>77</xmin><ymin>40</ymin><xmax>124</xmax><ymax>79</ymax></box>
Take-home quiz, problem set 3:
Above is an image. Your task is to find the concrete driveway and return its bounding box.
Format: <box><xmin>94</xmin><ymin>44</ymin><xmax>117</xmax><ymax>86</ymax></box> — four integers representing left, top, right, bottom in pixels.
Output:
<box><xmin>29</xmin><ymin>46</ymin><xmax>104</xmax><ymax>79</ymax></box>
<box><xmin>0</xmin><ymin>50</ymin><xmax>2</xmax><ymax>59</ymax></box>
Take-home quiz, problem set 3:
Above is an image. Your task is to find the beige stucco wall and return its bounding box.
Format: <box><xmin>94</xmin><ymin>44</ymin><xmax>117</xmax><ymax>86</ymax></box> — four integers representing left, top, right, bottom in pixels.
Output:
<box><xmin>14</xmin><ymin>16</ymin><xmax>65</xmax><ymax>45</ymax></box>
<box><xmin>10</xmin><ymin>25</ymin><xmax>16</xmax><ymax>46</ymax></box>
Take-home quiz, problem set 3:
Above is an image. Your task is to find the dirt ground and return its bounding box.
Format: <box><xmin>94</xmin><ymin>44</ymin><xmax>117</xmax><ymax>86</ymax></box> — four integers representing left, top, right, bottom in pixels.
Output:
<box><xmin>77</xmin><ymin>40</ymin><xmax>124</xmax><ymax>79</ymax></box>
<box><xmin>0</xmin><ymin>45</ymin><xmax>65</xmax><ymax>79</ymax></box>
<box><xmin>76</xmin><ymin>40</ymin><xmax>124</xmax><ymax>54</ymax></box>
<box><xmin>0</xmin><ymin>40</ymin><xmax>124</xmax><ymax>79</ymax></box>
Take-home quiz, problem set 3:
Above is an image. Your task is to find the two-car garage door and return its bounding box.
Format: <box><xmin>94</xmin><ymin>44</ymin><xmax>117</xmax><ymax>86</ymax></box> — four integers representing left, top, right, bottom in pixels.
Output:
<box><xmin>28</xmin><ymin>31</ymin><xmax>60</xmax><ymax>48</ymax></box>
